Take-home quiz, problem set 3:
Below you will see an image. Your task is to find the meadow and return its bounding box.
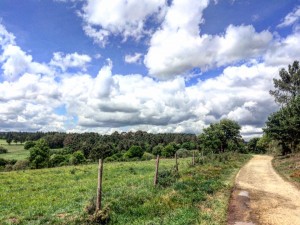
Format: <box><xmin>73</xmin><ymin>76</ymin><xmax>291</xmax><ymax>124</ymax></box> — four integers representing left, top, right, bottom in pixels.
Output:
<box><xmin>0</xmin><ymin>153</ymin><xmax>251</xmax><ymax>225</ymax></box>
<box><xmin>0</xmin><ymin>139</ymin><xmax>28</xmax><ymax>160</ymax></box>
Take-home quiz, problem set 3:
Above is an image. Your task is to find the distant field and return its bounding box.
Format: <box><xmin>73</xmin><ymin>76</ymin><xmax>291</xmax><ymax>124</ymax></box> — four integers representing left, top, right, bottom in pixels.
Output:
<box><xmin>0</xmin><ymin>139</ymin><xmax>29</xmax><ymax>160</ymax></box>
<box><xmin>0</xmin><ymin>154</ymin><xmax>251</xmax><ymax>225</ymax></box>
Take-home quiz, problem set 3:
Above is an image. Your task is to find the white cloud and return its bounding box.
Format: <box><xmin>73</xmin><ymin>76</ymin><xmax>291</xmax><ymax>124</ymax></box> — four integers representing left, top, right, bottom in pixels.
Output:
<box><xmin>124</xmin><ymin>53</ymin><xmax>142</xmax><ymax>64</ymax></box>
<box><xmin>0</xmin><ymin>23</ymin><xmax>15</xmax><ymax>48</ymax></box>
<box><xmin>50</xmin><ymin>52</ymin><xmax>91</xmax><ymax>72</ymax></box>
<box><xmin>0</xmin><ymin>45</ymin><xmax>51</xmax><ymax>80</ymax></box>
<box><xmin>278</xmin><ymin>6</ymin><xmax>300</xmax><ymax>28</ymax></box>
<box><xmin>80</xmin><ymin>0</ymin><xmax>166</xmax><ymax>46</ymax></box>
<box><xmin>144</xmin><ymin>0</ymin><xmax>273</xmax><ymax>79</ymax></box>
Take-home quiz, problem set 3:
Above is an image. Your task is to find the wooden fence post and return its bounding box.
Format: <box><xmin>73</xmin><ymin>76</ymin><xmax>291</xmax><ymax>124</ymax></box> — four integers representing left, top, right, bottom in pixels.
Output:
<box><xmin>154</xmin><ymin>155</ymin><xmax>160</xmax><ymax>186</ymax></box>
<box><xmin>175</xmin><ymin>153</ymin><xmax>178</xmax><ymax>172</ymax></box>
<box><xmin>96</xmin><ymin>158</ymin><xmax>103</xmax><ymax>211</ymax></box>
<box><xmin>192</xmin><ymin>151</ymin><xmax>195</xmax><ymax>166</ymax></box>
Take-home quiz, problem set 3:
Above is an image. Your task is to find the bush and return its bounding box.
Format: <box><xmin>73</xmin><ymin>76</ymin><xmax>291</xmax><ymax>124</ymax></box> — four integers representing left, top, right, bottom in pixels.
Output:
<box><xmin>0</xmin><ymin>158</ymin><xmax>8</xmax><ymax>167</ymax></box>
<box><xmin>161</xmin><ymin>144</ymin><xmax>176</xmax><ymax>157</ymax></box>
<box><xmin>158</xmin><ymin>169</ymin><xmax>179</xmax><ymax>187</ymax></box>
<box><xmin>0</xmin><ymin>146</ymin><xmax>8</xmax><ymax>154</ymax></box>
<box><xmin>49</xmin><ymin>154</ymin><xmax>70</xmax><ymax>167</ymax></box>
<box><xmin>29</xmin><ymin>139</ymin><xmax>50</xmax><ymax>169</ymax></box>
<box><xmin>176</xmin><ymin>149</ymin><xmax>190</xmax><ymax>158</ymax></box>
<box><xmin>124</xmin><ymin>145</ymin><xmax>143</xmax><ymax>158</ymax></box>
<box><xmin>69</xmin><ymin>151</ymin><xmax>86</xmax><ymax>165</ymax></box>
<box><xmin>24</xmin><ymin>141</ymin><xmax>36</xmax><ymax>150</ymax></box>
<box><xmin>13</xmin><ymin>160</ymin><xmax>29</xmax><ymax>170</ymax></box>
<box><xmin>141</xmin><ymin>152</ymin><xmax>155</xmax><ymax>160</ymax></box>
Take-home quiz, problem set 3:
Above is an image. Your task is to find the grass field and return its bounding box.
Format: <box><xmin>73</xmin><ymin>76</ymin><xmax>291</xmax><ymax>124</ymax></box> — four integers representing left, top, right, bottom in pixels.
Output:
<box><xmin>0</xmin><ymin>153</ymin><xmax>251</xmax><ymax>225</ymax></box>
<box><xmin>0</xmin><ymin>139</ymin><xmax>29</xmax><ymax>160</ymax></box>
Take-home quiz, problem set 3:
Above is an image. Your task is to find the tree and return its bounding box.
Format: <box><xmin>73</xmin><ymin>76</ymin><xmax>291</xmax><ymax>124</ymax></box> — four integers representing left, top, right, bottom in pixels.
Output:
<box><xmin>270</xmin><ymin>61</ymin><xmax>300</xmax><ymax>105</ymax></box>
<box><xmin>124</xmin><ymin>145</ymin><xmax>144</xmax><ymax>158</ymax></box>
<box><xmin>29</xmin><ymin>139</ymin><xmax>50</xmax><ymax>169</ymax></box>
<box><xmin>161</xmin><ymin>143</ymin><xmax>176</xmax><ymax>157</ymax></box>
<box><xmin>264</xmin><ymin>96</ymin><xmax>300</xmax><ymax>155</ymax></box>
<box><xmin>247</xmin><ymin>137</ymin><xmax>267</xmax><ymax>154</ymax></box>
<box><xmin>199</xmin><ymin>119</ymin><xmax>243</xmax><ymax>154</ymax></box>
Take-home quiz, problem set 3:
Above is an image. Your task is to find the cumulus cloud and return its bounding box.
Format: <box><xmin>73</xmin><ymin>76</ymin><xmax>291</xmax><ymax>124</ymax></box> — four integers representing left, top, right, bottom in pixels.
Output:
<box><xmin>0</xmin><ymin>45</ymin><xmax>51</xmax><ymax>80</ymax></box>
<box><xmin>50</xmin><ymin>52</ymin><xmax>91</xmax><ymax>72</ymax></box>
<box><xmin>124</xmin><ymin>53</ymin><xmax>143</xmax><ymax>64</ymax></box>
<box><xmin>144</xmin><ymin>0</ymin><xmax>273</xmax><ymax>78</ymax></box>
<box><xmin>278</xmin><ymin>6</ymin><xmax>300</xmax><ymax>28</ymax></box>
<box><xmin>80</xmin><ymin>0</ymin><xmax>166</xmax><ymax>46</ymax></box>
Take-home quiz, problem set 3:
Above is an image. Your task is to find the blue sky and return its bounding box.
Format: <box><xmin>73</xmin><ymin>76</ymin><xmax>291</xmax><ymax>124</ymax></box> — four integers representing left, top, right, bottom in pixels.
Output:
<box><xmin>0</xmin><ymin>0</ymin><xmax>299</xmax><ymax>139</ymax></box>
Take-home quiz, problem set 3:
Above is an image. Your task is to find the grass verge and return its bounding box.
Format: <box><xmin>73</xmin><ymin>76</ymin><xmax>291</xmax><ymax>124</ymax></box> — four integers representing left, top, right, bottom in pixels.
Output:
<box><xmin>272</xmin><ymin>153</ymin><xmax>300</xmax><ymax>187</ymax></box>
<box><xmin>0</xmin><ymin>153</ymin><xmax>251</xmax><ymax>225</ymax></box>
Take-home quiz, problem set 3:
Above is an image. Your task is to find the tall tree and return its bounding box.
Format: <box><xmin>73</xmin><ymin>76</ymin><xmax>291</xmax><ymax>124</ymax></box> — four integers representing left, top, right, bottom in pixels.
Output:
<box><xmin>199</xmin><ymin>119</ymin><xmax>243</xmax><ymax>154</ymax></box>
<box><xmin>264</xmin><ymin>96</ymin><xmax>300</xmax><ymax>154</ymax></box>
<box><xmin>270</xmin><ymin>61</ymin><xmax>300</xmax><ymax>105</ymax></box>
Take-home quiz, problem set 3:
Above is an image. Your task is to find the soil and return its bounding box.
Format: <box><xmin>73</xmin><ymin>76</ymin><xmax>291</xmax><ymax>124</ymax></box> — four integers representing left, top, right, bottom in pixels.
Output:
<box><xmin>227</xmin><ymin>155</ymin><xmax>300</xmax><ymax>225</ymax></box>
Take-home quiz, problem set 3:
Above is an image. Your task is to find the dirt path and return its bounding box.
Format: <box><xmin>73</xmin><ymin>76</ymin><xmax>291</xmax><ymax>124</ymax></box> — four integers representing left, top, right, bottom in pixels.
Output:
<box><xmin>228</xmin><ymin>155</ymin><xmax>300</xmax><ymax>225</ymax></box>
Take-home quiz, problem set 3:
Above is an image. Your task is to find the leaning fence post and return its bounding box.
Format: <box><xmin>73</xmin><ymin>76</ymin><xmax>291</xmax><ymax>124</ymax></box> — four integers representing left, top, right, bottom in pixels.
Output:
<box><xmin>175</xmin><ymin>153</ymin><xmax>178</xmax><ymax>172</ymax></box>
<box><xmin>154</xmin><ymin>155</ymin><xmax>160</xmax><ymax>186</ymax></box>
<box><xmin>96</xmin><ymin>158</ymin><xmax>103</xmax><ymax>211</ymax></box>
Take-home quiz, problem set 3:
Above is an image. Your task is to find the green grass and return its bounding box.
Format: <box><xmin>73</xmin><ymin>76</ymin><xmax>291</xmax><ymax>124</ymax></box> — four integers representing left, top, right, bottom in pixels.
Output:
<box><xmin>0</xmin><ymin>153</ymin><xmax>251</xmax><ymax>225</ymax></box>
<box><xmin>0</xmin><ymin>139</ymin><xmax>29</xmax><ymax>160</ymax></box>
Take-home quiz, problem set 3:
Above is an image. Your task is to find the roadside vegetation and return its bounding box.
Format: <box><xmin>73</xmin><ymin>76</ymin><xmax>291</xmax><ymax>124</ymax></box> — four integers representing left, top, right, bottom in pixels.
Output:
<box><xmin>0</xmin><ymin>153</ymin><xmax>251</xmax><ymax>225</ymax></box>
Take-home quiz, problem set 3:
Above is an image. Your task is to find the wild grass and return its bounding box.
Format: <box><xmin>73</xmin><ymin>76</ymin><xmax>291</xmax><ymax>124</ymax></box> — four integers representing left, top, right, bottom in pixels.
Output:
<box><xmin>273</xmin><ymin>152</ymin><xmax>300</xmax><ymax>186</ymax></box>
<box><xmin>0</xmin><ymin>153</ymin><xmax>251</xmax><ymax>225</ymax></box>
<box><xmin>0</xmin><ymin>139</ymin><xmax>28</xmax><ymax>160</ymax></box>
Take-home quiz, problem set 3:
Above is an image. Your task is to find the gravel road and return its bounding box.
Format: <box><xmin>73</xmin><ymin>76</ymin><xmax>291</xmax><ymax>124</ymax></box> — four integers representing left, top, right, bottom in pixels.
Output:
<box><xmin>228</xmin><ymin>155</ymin><xmax>300</xmax><ymax>225</ymax></box>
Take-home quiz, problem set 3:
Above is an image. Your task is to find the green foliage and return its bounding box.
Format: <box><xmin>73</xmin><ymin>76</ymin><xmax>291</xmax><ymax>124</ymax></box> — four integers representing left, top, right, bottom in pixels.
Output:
<box><xmin>49</xmin><ymin>154</ymin><xmax>70</xmax><ymax>167</ymax></box>
<box><xmin>152</xmin><ymin>144</ymin><xmax>163</xmax><ymax>156</ymax></box>
<box><xmin>270</xmin><ymin>61</ymin><xmax>300</xmax><ymax>105</ymax></box>
<box><xmin>70</xmin><ymin>151</ymin><xmax>86</xmax><ymax>165</ymax></box>
<box><xmin>12</xmin><ymin>159</ymin><xmax>29</xmax><ymax>170</ymax></box>
<box><xmin>264</xmin><ymin>96</ymin><xmax>300</xmax><ymax>155</ymax></box>
<box><xmin>24</xmin><ymin>141</ymin><xmax>36</xmax><ymax>150</ymax></box>
<box><xmin>199</xmin><ymin>119</ymin><xmax>243</xmax><ymax>154</ymax></box>
<box><xmin>29</xmin><ymin>139</ymin><xmax>50</xmax><ymax>169</ymax></box>
<box><xmin>141</xmin><ymin>152</ymin><xmax>155</xmax><ymax>160</ymax></box>
<box><xmin>247</xmin><ymin>137</ymin><xmax>268</xmax><ymax>154</ymax></box>
<box><xmin>0</xmin><ymin>158</ymin><xmax>8</xmax><ymax>167</ymax></box>
<box><xmin>0</xmin><ymin>146</ymin><xmax>8</xmax><ymax>154</ymax></box>
<box><xmin>124</xmin><ymin>145</ymin><xmax>144</xmax><ymax>158</ymax></box>
<box><xmin>161</xmin><ymin>143</ymin><xmax>176</xmax><ymax>157</ymax></box>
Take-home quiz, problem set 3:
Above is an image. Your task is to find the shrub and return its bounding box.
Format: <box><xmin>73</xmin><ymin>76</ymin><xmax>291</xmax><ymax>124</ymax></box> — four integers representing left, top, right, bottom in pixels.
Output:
<box><xmin>124</xmin><ymin>145</ymin><xmax>143</xmax><ymax>158</ymax></box>
<box><xmin>142</xmin><ymin>152</ymin><xmax>155</xmax><ymax>160</ymax></box>
<box><xmin>24</xmin><ymin>141</ymin><xmax>36</xmax><ymax>150</ymax></box>
<box><xmin>0</xmin><ymin>158</ymin><xmax>8</xmax><ymax>167</ymax></box>
<box><xmin>161</xmin><ymin>144</ymin><xmax>176</xmax><ymax>157</ymax></box>
<box><xmin>12</xmin><ymin>160</ymin><xmax>29</xmax><ymax>170</ymax></box>
<box><xmin>69</xmin><ymin>151</ymin><xmax>86</xmax><ymax>165</ymax></box>
<box><xmin>49</xmin><ymin>154</ymin><xmax>70</xmax><ymax>167</ymax></box>
<box><xmin>29</xmin><ymin>139</ymin><xmax>50</xmax><ymax>169</ymax></box>
<box><xmin>0</xmin><ymin>146</ymin><xmax>8</xmax><ymax>154</ymax></box>
<box><xmin>176</xmin><ymin>149</ymin><xmax>190</xmax><ymax>158</ymax></box>
<box><xmin>152</xmin><ymin>144</ymin><xmax>164</xmax><ymax>156</ymax></box>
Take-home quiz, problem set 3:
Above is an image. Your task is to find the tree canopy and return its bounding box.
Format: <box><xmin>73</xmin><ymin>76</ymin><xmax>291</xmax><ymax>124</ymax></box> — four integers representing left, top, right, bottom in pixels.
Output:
<box><xmin>264</xmin><ymin>60</ymin><xmax>300</xmax><ymax>155</ymax></box>
<box><xmin>270</xmin><ymin>61</ymin><xmax>300</xmax><ymax>105</ymax></box>
<box><xmin>199</xmin><ymin>119</ymin><xmax>244</xmax><ymax>154</ymax></box>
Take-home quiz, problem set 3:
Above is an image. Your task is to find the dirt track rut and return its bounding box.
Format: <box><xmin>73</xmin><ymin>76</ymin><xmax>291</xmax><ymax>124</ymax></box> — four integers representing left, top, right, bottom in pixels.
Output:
<box><xmin>228</xmin><ymin>155</ymin><xmax>300</xmax><ymax>225</ymax></box>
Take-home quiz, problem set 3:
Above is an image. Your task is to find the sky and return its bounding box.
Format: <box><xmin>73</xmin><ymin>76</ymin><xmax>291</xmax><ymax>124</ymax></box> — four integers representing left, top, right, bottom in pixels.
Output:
<box><xmin>0</xmin><ymin>0</ymin><xmax>299</xmax><ymax>140</ymax></box>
